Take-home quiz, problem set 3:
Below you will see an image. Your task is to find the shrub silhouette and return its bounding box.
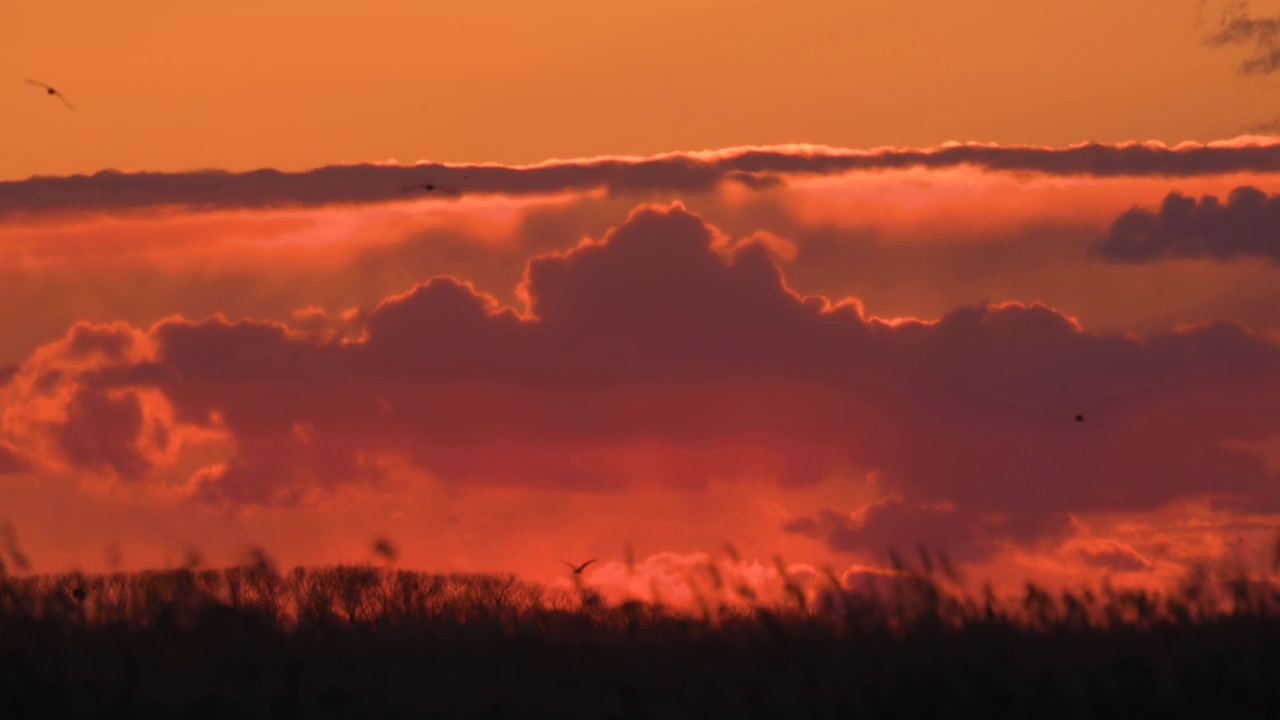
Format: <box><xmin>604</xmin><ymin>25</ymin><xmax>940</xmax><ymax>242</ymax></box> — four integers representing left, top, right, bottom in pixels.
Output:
<box><xmin>0</xmin><ymin>550</ymin><xmax>1279</xmax><ymax>717</ymax></box>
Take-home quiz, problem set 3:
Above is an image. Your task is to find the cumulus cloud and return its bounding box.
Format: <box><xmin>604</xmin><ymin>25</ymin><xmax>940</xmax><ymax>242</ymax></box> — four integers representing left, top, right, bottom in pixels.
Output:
<box><xmin>1094</xmin><ymin>185</ymin><xmax>1280</xmax><ymax>263</ymax></box>
<box><xmin>3</xmin><ymin>203</ymin><xmax>1279</xmax><ymax>561</ymax></box>
<box><xmin>6</xmin><ymin>140</ymin><xmax>1280</xmax><ymax>217</ymax></box>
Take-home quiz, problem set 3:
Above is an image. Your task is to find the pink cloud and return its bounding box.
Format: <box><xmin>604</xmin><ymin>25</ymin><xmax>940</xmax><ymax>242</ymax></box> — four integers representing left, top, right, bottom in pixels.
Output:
<box><xmin>3</xmin><ymin>203</ymin><xmax>1278</xmax><ymax>566</ymax></box>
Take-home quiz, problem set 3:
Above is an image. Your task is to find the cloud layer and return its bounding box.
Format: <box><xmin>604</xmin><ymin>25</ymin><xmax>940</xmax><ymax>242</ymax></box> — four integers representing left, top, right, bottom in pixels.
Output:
<box><xmin>7</xmin><ymin>139</ymin><xmax>1280</xmax><ymax>216</ymax></box>
<box><xmin>6</xmin><ymin>146</ymin><xmax>1280</xmax><ymax>381</ymax></box>
<box><xmin>5</xmin><ymin>139</ymin><xmax>1280</xmax><ymax>587</ymax></box>
<box><xmin>4</xmin><ymin>203</ymin><xmax>1278</xmax><ymax>564</ymax></box>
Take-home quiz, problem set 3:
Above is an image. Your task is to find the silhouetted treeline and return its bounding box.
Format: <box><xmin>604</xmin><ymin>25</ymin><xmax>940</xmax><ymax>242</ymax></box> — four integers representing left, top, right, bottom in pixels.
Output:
<box><xmin>2</xmin><ymin>557</ymin><xmax>1280</xmax><ymax>718</ymax></box>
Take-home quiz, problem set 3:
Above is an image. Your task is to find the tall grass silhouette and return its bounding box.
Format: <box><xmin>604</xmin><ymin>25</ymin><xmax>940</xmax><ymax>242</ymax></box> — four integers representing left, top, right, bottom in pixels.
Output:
<box><xmin>1</xmin><ymin>534</ymin><xmax>1279</xmax><ymax>717</ymax></box>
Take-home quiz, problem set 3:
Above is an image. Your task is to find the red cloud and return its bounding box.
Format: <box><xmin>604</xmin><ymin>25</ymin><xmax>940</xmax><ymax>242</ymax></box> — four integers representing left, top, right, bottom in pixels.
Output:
<box><xmin>0</xmin><ymin>442</ymin><xmax>26</xmax><ymax>475</ymax></box>
<box><xmin>1074</xmin><ymin>540</ymin><xmax>1152</xmax><ymax>573</ymax></box>
<box><xmin>3</xmin><ymin>203</ymin><xmax>1279</xmax><ymax>560</ymax></box>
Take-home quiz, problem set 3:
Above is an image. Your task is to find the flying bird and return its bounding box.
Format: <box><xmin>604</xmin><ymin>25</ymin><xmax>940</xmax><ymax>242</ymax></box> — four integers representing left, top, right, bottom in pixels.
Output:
<box><xmin>403</xmin><ymin>175</ymin><xmax>470</xmax><ymax>194</ymax></box>
<box><xmin>1075</xmin><ymin>414</ymin><xmax>1085</xmax><ymax>423</ymax></box>
<box><xmin>26</xmin><ymin>79</ymin><xmax>74</xmax><ymax>110</ymax></box>
<box><xmin>563</xmin><ymin>558</ymin><xmax>598</xmax><ymax>574</ymax></box>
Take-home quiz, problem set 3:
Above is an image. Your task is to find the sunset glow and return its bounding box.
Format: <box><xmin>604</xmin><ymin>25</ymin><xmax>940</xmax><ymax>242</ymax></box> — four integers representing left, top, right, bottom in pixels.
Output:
<box><xmin>4</xmin><ymin>0</ymin><xmax>1280</xmax><ymax>610</ymax></box>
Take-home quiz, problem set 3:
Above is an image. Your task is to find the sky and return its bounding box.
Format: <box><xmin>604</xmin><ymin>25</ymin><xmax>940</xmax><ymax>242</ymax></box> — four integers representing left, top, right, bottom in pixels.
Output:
<box><xmin>7</xmin><ymin>0</ymin><xmax>1280</xmax><ymax>178</ymax></box>
<box><xmin>2</xmin><ymin>0</ymin><xmax>1280</xmax><ymax>603</ymax></box>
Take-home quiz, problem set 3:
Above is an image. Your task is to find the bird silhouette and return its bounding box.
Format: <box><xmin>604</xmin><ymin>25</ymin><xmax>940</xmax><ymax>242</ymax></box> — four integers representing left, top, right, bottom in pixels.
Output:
<box><xmin>1075</xmin><ymin>414</ymin><xmax>1085</xmax><ymax>423</ymax></box>
<box><xmin>26</xmin><ymin>79</ymin><xmax>74</xmax><ymax>110</ymax></box>
<box><xmin>403</xmin><ymin>174</ymin><xmax>471</xmax><ymax>194</ymax></box>
<box><xmin>563</xmin><ymin>558</ymin><xmax>598</xmax><ymax>574</ymax></box>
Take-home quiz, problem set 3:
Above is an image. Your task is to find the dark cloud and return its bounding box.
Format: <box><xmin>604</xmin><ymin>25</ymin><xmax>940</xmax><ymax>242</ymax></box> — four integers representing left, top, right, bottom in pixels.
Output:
<box><xmin>1240</xmin><ymin>117</ymin><xmax>1280</xmax><ymax>135</ymax></box>
<box><xmin>1094</xmin><ymin>185</ymin><xmax>1280</xmax><ymax>263</ymax></box>
<box><xmin>784</xmin><ymin>500</ymin><xmax>1012</xmax><ymax>562</ymax></box>
<box><xmin>1204</xmin><ymin>1</ymin><xmax>1280</xmax><ymax>76</ymax></box>
<box><xmin>5</xmin><ymin>203</ymin><xmax>1280</xmax><ymax>559</ymax></box>
<box><xmin>724</xmin><ymin>171</ymin><xmax>786</xmax><ymax>191</ymax></box>
<box><xmin>64</xmin><ymin>324</ymin><xmax>138</xmax><ymax>362</ymax></box>
<box><xmin>6</xmin><ymin>140</ymin><xmax>1280</xmax><ymax>217</ymax></box>
<box><xmin>54</xmin><ymin>387</ymin><xmax>151</xmax><ymax>480</ymax></box>
<box><xmin>0</xmin><ymin>443</ymin><xmax>28</xmax><ymax>475</ymax></box>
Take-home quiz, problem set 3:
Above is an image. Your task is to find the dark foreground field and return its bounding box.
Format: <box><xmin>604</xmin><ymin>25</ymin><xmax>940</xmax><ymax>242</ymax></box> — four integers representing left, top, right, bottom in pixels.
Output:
<box><xmin>2</xmin><ymin>557</ymin><xmax>1279</xmax><ymax>719</ymax></box>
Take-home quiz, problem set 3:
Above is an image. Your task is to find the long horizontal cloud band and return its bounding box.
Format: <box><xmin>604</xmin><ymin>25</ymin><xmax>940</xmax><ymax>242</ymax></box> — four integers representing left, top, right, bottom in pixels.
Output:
<box><xmin>6</xmin><ymin>140</ymin><xmax>1280</xmax><ymax>216</ymax></box>
<box><xmin>2</xmin><ymin>204</ymin><xmax>1278</xmax><ymax>559</ymax></box>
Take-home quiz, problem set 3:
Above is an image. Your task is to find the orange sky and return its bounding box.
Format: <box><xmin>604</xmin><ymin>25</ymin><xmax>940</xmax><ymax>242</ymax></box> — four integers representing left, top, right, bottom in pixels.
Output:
<box><xmin>5</xmin><ymin>0</ymin><xmax>1280</xmax><ymax>179</ymax></box>
<box><xmin>3</xmin><ymin>0</ymin><xmax>1280</xmax><ymax>603</ymax></box>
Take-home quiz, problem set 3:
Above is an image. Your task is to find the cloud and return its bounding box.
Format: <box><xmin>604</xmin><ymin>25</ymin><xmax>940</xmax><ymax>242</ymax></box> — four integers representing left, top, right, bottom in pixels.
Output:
<box><xmin>54</xmin><ymin>386</ymin><xmax>152</xmax><ymax>480</ymax></box>
<box><xmin>1074</xmin><ymin>540</ymin><xmax>1152</xmax><ymax>573</ymax></box>
<box><xmin>1094</xmin><ymin>185</ymin><xmax>1280</xmax><ymax>263</ymax></box>
<box><xmin>783</xmin><ymin>499</ymin><xmax>1005</xmax><ymax>561</ymax></box>
<box><xmin>7</xmin><ymin>140</ymin><xmax>1280</xmax><ymax>217</ymax></box>
<box><xmin>0</xmin><ymin>443</ymin><xmax>27</xmax><ymax>475</ymax></box>
<box><xmin>3</xmin><ymin>203</ymin><xmax>1279</xmax><ymax>561</ymax></box>
<box><xmin>1203</xmin><ymin>1</ymin><xmax>1280</xmax><ymax>75</ymax></box>
<box><xmin>1240</xmin><ymin>117</ymin><xmax>1280</xmax><ymax>135</ymax></box>
<box><xmin>8</xmin><ymin>160</ymin><xmax>1280</xmax><ymax>381</ymax></box>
